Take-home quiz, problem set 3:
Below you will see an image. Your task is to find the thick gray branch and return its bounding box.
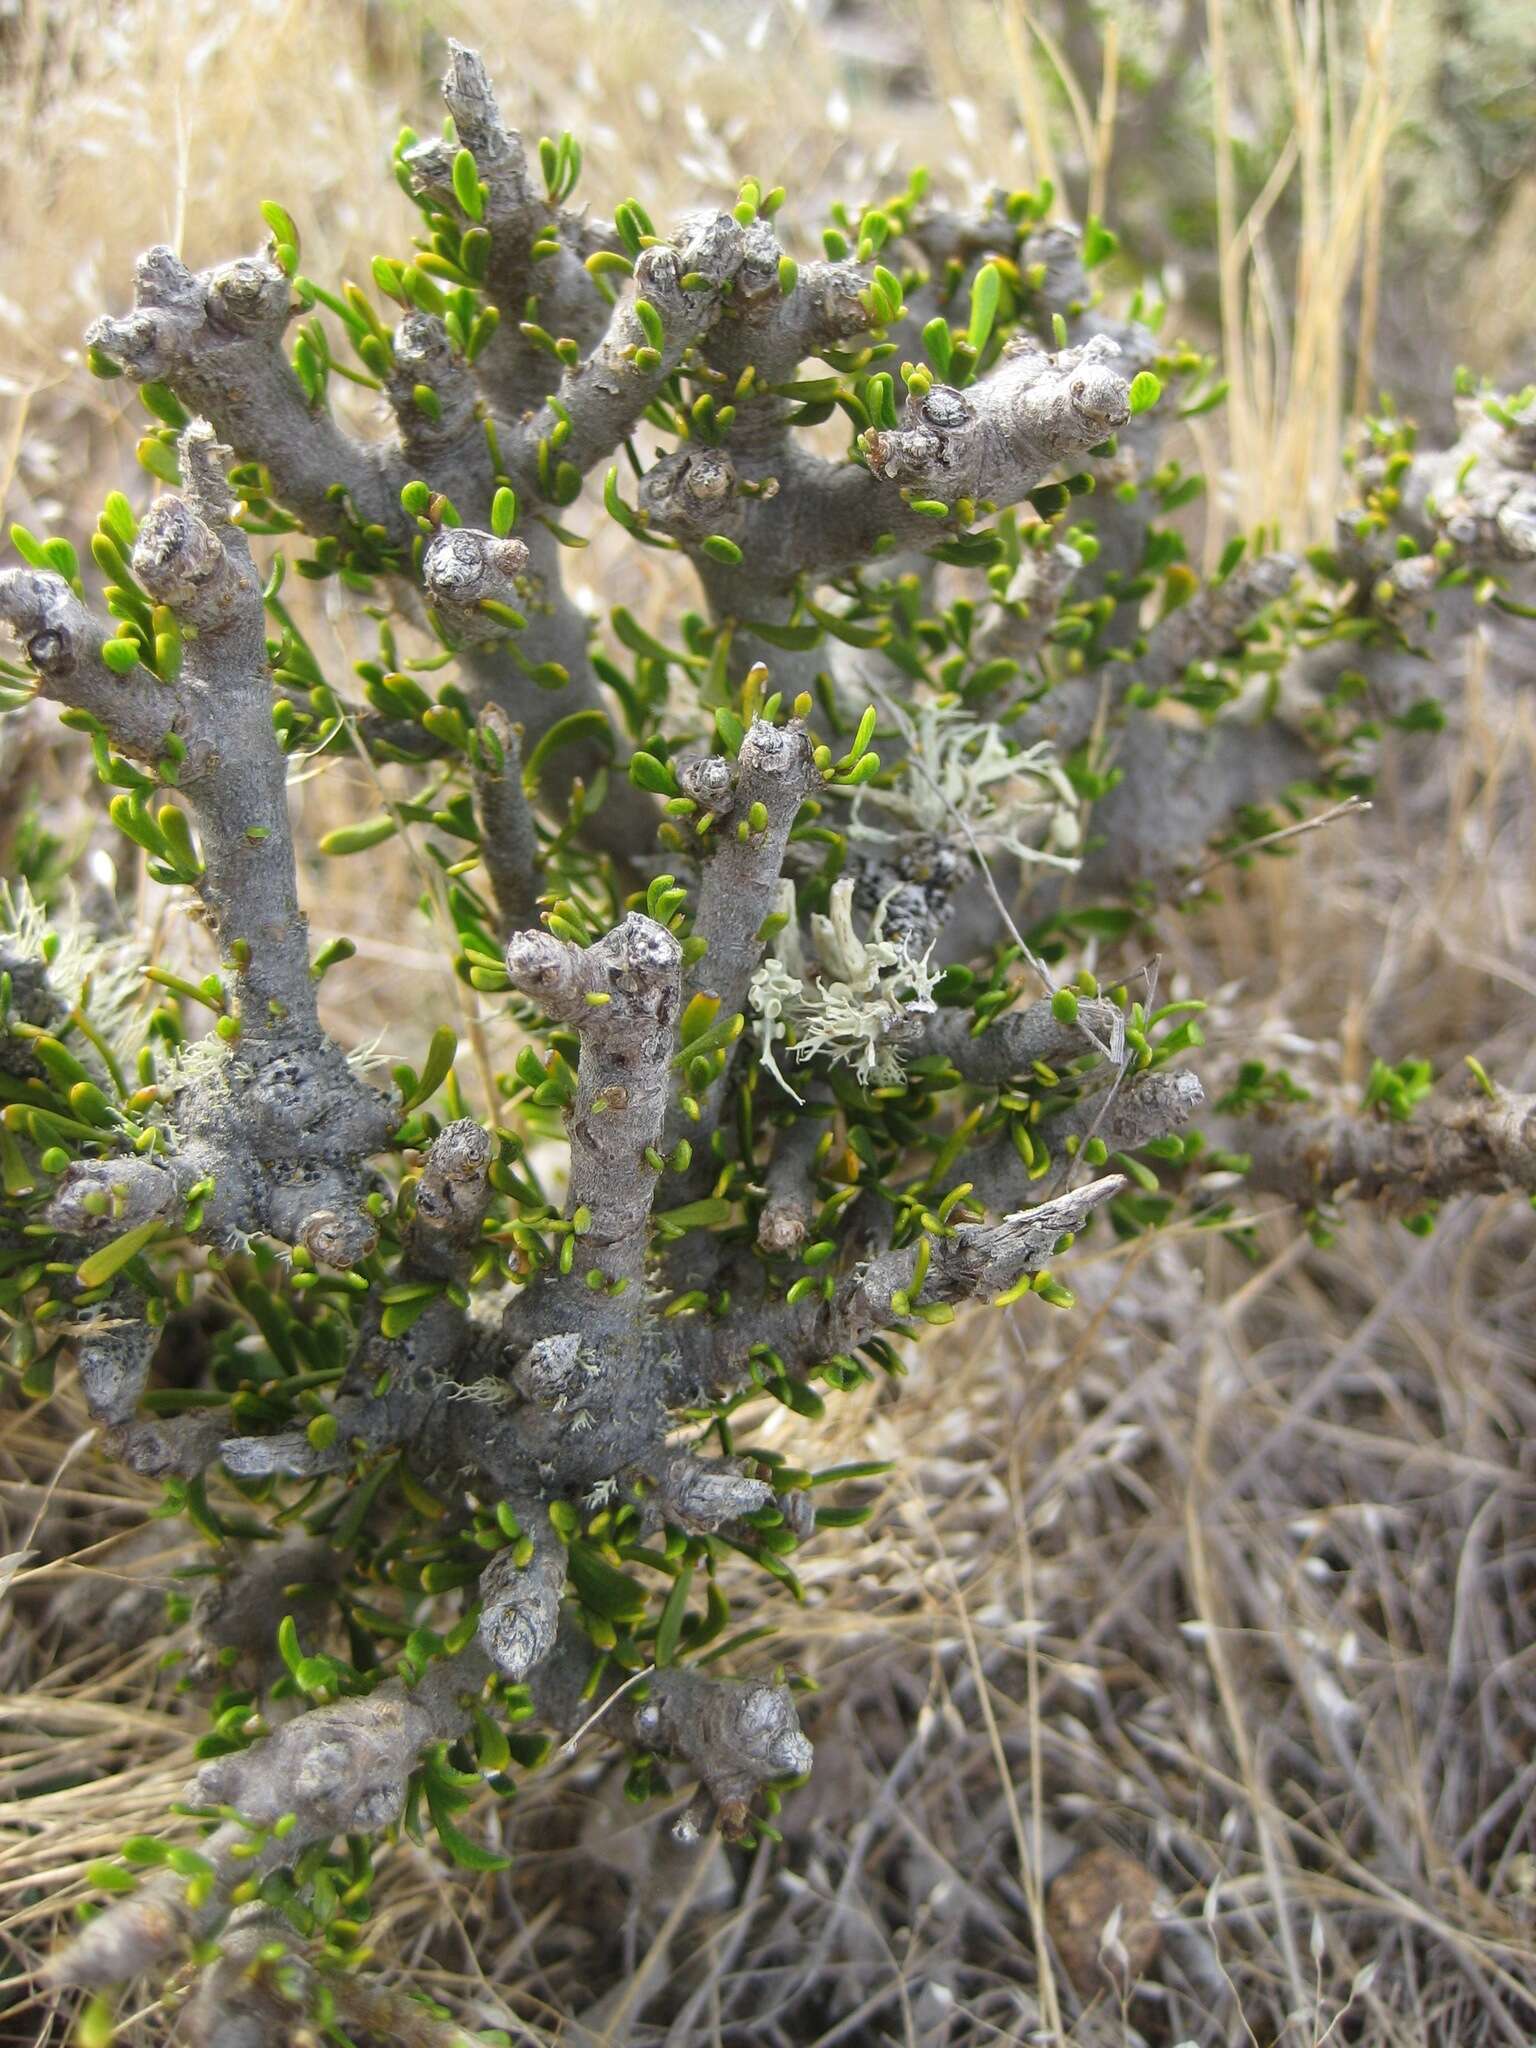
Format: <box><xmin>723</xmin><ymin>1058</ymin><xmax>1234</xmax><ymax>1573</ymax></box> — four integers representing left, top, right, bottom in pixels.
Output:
<box><xmin>13</xmin><ymin>425</ymin><xmax>393</xmax><ymax>1266</ymax></box>
<box><xmin>642</xmin><ymin>332</ymin><xmax>1132</xmax><ymax>609</ymax></box>
<box><xmin>865</xmin><ymin>333</ymin><xmax>1131</xmax><ymax>507</ymax></box>
<box><xmin>85</xmin><ymin>247</ymin><xmax>409</xmax><ymax>543</ymax></box>
<box><xmin>405</xmin><ymin>42</ymin><xmax>611</xmax><ymax>415</ymax></box>
<box><xmin>406</xmin><ymin>1117</ymin><xmax>494</xmax><ymax>1281</ymax></box>
<box><xmin>965</xmin><ymin>1068</ymin><xmax>1206</xmax><ymax>1213</ymax></box>
<box><xmin>504</xmin><ymin>913</ymin><xmax>681</xmax><ymax>1303</ymax></box>
<box><xmin>1236</xmin><ymin>1088</ymin><xmax>1536</xmax><ymax>1210</ymax></box>
<box><xmin>507</xmin><ymin>212</ymin><xmax>747</xmax><ymax>486</ymax></box>
<box><xmin>672</xmin><ymin>1175</ymin><xmax>1125</xmax><ymax>1403</ymax></box>
<box><xmin>757</xmin><ymin>1102</ymin><xmax>833</xmax><ymax>1253</ymax></box>
<box><xmin>47</xmin><ymin>1647</ymin><xmax>489</xmax><ymax>1991</ymax></box>
<box><xmin>423</xmin><ymin>524</ymin><xmax>655</xmax><ymax>864</ymax></box>
<box><xmin>421</xmin><ymin>526</ymin><xmax>532</xmax><ymax>647</ymax></box>
<box><xmin>470</xmin><ymin>705</ymin><xmax>540</xmax><ymax>935</ymax></box>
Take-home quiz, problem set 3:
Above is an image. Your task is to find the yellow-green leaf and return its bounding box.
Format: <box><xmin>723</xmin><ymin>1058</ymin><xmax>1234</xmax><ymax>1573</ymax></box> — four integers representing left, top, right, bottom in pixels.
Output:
<box><xmin>76</xmin><ymin>1218</ymin><xmax>165</xmax><ymax>1289</ymax></box>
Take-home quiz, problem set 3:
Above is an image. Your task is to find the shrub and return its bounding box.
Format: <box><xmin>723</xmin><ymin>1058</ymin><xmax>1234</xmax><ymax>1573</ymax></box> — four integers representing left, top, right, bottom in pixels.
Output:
<box><xmin>1</xmin><ymin>41</ymin><xmax>1531</xmax><ymax>2040</ymax></box>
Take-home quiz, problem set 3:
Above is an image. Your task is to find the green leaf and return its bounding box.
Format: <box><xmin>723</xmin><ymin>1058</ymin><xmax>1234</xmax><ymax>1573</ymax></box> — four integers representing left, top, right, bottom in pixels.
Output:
<box><xmin>655</xmin><ymin>1196</ymin><xmax>732</xmax><ymax>1230</ymax></box>
<box><xmin>966</xmin><ymin>263</ymin><xmax>1001</xmax><ymax>354</ymax></box>
<box><xmin>523</xmin><ymin>709</ymin><xmax>612</xmax><ymax>787</ymax></box>
<box><xmin>472</xmin><ymin>1704</ymin><xmax>511</xmax><ymax>1773</ymax></box>
<box><xmin>491</xmin><ymin>486</ymin><xmax>518</xmax><ymax>537</ymax></box>
<box><xmin>78</xmin><ymin>1993</ymin><xmax>116</xmax><ymax>2048</ymax></box>
<box><xmin>155</xmin><ymin>803</ymin><xmax>203</xmax><ymax>880</ymax></box>
<box><xmin>100</xmin><ymin>638</ymin><xmax>143</xmax><ymax>674</ymax></box>
<box><xmin>1129</xmin><ymin>371</ymin><xmax>1163</xmax><ymax>416</ymax></box>
<box><xmin>319</xmin><ymin>815</ymin><xmax>399</xmax><ymax>856</ymax></box>
<box><xmin>808</xmin><ymin>1459</ymin><xmax>895</xmax><ymax>1487</ymax></box>
<box><xmin>402</xmin><ymin>1027</ymin><xmax>457</xmax><ymax>1111</ymax></box>
<box><xmin>76</xmin><ymin>1218</ymin><xmax>164</xmax><ymax>1289</ymax></box>
<box><xmin>742</xmin><ymin>619</ymin><xmax>821</xmax><ymax>651</ymax></box>
<box><xmin>633</xmin><ymin>297</ymin><xmax>665</xmax><ymax>352</ymax></box>
<box><xmin>921</xmin><ymin>316</ymin><xmax>953</xmax><ymax>379</ymax></box>
<box><xmin>276</xmin><ymin>1613</ymin><xmax>303</xmax><ymax>1678</ymax></box>
<box><xmin>701</xmin><ymin>534</ymin><xmax>743</xmax><ymax>565</ymax></box>
<box><xmin>10</xmin><ymin>524</ymin><xmax>48</xmax><ymax>568</ymax></box>
<box><xmin>654</xmin><ymin>1559</ymin><xmax>694</xmax><ymax>1665</ymax></box>
<box><xmin>1082</xmin><ymin>215</ymin><xmax>1119</xmax><ymax>269</ymax></box>
<box><xmin>426</xmin><ymin>1782</ymin><xmax>510</xmax><ymax>1870</ymax></box>
<box><xmin>101</xmin><ymin>506</ymin><xmax>138</xmax><ymax>566</ymax></box>
<box><xmin>628</xmin><ymin>751</ymin><xmax>678</xmax><ymax>796</ymax></box>
<box><xmin>119</xmin><ymin>1836</ymin><xmax>171</xmax><ymax>1867</ymax></box>
<box><xmin>137</xmin><ymin>437</ymin><xmax>182</xmax><ymax>486</ymax></box>
<box><xmin>260</xmin><ymin>198</ymin><xmax>299</xmax><ymax>258</ymax></box>
<box><xmin>568</xmin><ymin>1541</ymin><xmax>648</xmax><ymax>1621</ymax></box>
<box><xmin>452</xmin><ymin>148</ymin><xmax>486</xmax><ymax>222</ymax></box>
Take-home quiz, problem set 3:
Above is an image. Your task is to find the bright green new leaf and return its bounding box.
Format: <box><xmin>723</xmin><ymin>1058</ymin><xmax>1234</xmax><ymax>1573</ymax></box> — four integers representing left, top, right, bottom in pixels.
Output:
<box><xmin>966</xmin><ymin>263</ymin><xmax>1001</xmax><ymax>354</ymax></box>
<box><xmin>76</xmin><ymin>1218</ymin><xmax>165</xmax><ymax>1290</ymax></box>
<box><xmin>451</xmin><ymin>147</ymin><xmax>486</xmax><ymax>222</ymax></box>
<box><xmin>319</xmin><ymin>815</ymin><xmax>399</xmax><ymax>856</ymax></box>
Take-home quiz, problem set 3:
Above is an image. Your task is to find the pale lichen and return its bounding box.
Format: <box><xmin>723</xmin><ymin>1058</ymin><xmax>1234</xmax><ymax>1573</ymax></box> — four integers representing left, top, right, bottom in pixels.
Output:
<box><xmin>749</xmin><ymin>878</ymin><xmax>942</xmax><ymax>1099</ymax></box>
<box><xmin>845</xmin><ymin>701</ymin><xmax>1083</xmax><ymax>866</ymax></box>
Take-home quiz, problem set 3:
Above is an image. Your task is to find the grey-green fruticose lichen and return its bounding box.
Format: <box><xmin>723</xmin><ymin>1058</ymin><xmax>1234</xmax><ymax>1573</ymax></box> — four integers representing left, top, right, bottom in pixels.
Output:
<box><xmin>1</xmin><ymin>38</ymin><xmax>1532</xmax><ymax>2040</ymax></box>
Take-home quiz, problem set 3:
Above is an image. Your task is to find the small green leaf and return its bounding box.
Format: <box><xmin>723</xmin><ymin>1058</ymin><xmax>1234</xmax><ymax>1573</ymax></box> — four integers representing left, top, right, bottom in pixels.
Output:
<box><xmin>452</xmin><ymin>148</ymin><xmax>486</xmax><ymax>222</ymax></box>
<box><xmin>426</xmin><ymin>1783</ymin><xmax>510</xmax><ymax>1870</ymax></box>
<box><xmin>654</xmin><ymin>1559</ymin><xmax>694</xmax><ymax>1666</ymax></box>
<box><xmin>1128</xmin><ymin>370</ymin><xmax>1163</xmax><ymax>415</ymax></box>
<box><xmin>156</xmin><ymin>803</ymin><xmax>203</xmax><ymax>880</ymax></box>
<box><xmin>403</xmin><ymin>1027</ymin><xmax>457</xmax><ymax>1110</ymax></box>
<box><xmin>633</xmin><ymin>297</ymin><xmax>665</xmax><ymax>352</ymax></box>
<box><xmin>629</xmin><ymin>750</ymin><xmax>679</xmax><ymax>796</ymax></box>
<box><xmin>76</xmin><ymin>1218</ymin><xmax>164</xmax><ymax>1289</ymax></box>
<box><xmin>319</xmin><ymin>815</ymin><xmax>399</xmax><ymax>856</ymax></box>
<box><xmin>276</xmin><ymin>1613</ymin><xmax>303</xmax><ymax>1678</ymax></box>
<box><xmin>523</xmin><ymin>709</ymin><xmax>612</xmax><ymax>788</ymax></box>
<box><xmin>1082</xmin><ymin>215</ymin><xmax>1119</xmax><ymax>269</ymax></box>
<box><xmin>655</xmin><ymin>1196</ymin><xmax>732</xmax><ymax>1230</ymax></box>
<box><xmin>966</xmin><ymin>263</ymin><xmax>1001</xmax><ymax>354</ymax></box>
<box><xmin>78</xmin><ymin>1993</ymin><xmax>116</xmax><ymax>2048</ymax></box>
<box><xmin>568</xmin><ymin>1541</ymin><xmax>648</xmax><ymax>1621</ymax></box>
<box><xmin>100</xmin><ymin>638</ymin><xmax>143</xmax><ymax>674</ymax></box>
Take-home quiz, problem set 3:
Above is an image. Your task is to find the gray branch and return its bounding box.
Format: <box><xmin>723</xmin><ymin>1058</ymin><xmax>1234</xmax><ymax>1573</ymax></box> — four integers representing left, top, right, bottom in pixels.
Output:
<box><xmin>964</xmin><ymin>1068</ymin><xmax>1206</xmax><ymax>1214</ymax></box>
<box><xmin>405</xmin><ymin>1116</ymin><xmax>494</xmax><ymax>1281</ymax></box>
<box><xmin>757</xmin><ymin>1101</ymin><xmax>834</xmax><ymax>1253</ymax></box>
<box><xmin>5</xmin><ymin>424</ymin><xmax>393</xmax><ymax>1268</ymax></box>
<box><xmin>405</xmin><ymin>42</ymin><xmax>611</xmax><ymax>415</ymax></box>
<box><xmin>0</xmin><ymin>568</ymin><xmax>189</xmax><ymax>764</ymax></box>
<box><xmin>48</xmin><ymin>1646</ymin><xmax>490</xmax><ymax>1991</ymax></box>
<box><xmin>504</xmin><ymin>913</ymin><xmax>682</xmax><ymax>1308</ymax></box>
<box><xmin>915</xmin><ymin>993</ymin><xmax>1126</xmax><ymax>1084</ymax></box>
<box><xmin>85</xmin><ymin>247</ymin><xmax>410</xmax><ymax>543</ymax></box>
<box><xmin>423</xmin><ymin>523</ymin><xmax>657</xmax><ymax>866</ymax></box>
<box><xmin>470</xmin><ymin>704</ymin><xmax>540</xmax><ymax>935</ymax></box>
<box><xmin>1235</xmin><ymin>1087</ymin><xmax>1536</xmax><ymax>1210</ymax></box>
<box><xmin>505</xmin><ymin>213</ymin><xmax>747</xmax><ymax>486</ymax></box>
<box><xmin>667</xmin><ymin>718</ymin><xmax>820</xmax><ymax>1165</ymax></box>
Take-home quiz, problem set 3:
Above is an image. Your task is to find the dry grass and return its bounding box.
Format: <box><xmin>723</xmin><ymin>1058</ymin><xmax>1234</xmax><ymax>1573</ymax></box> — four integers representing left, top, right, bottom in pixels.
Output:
<box><xmin>3</xmin><ymin>2</ymin><xmax>1535</xmax><ymax>2043</ymax></box>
